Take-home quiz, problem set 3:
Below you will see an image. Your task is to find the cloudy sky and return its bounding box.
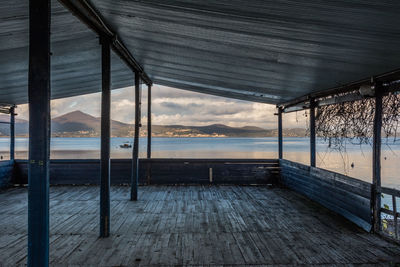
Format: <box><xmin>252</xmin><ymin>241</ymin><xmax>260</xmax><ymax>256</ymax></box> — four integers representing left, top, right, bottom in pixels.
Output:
<box><xmin>16</xmin><ymin>84</ymin><xmax>306</xmax><ymax>129</ymax></box>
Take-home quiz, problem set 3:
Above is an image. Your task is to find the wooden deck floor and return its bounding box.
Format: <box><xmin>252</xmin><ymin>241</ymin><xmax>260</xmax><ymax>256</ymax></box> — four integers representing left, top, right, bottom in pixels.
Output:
<box><xmin>0</xmin><ymin>185</ymin><xmax>399</xmax><ymax>266</ymax></box>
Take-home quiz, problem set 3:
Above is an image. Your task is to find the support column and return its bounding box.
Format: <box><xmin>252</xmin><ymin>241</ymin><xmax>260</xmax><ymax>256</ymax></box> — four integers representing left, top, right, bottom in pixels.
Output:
<box><xmin>146</xmin><ymin>85</ymin><xmax>152</xmax><ymax>184</ymax></box>
<box><xmin>28</xmin><ymin>0</ymin><xmax>51</xmax><ymax>265</ymax></box>
<box><xmin>278</xmin><ymin>107</ymin><xmax>283</xmax><ymax>159</ymax></box>
<box><xmin>309</xmin><ymin>98</ymin><xmax>316</xmax><ymax>167</ymax></box>
<box><xmin>372</xmin><ymin>84</ymin><xmax>383</xmax><ymax>233</ymax></box>
<box><xmin>100</xmin><ymin>37</ymin><xmax>111</xmax><ymax>238</ymax></box>
<box><xmin>131</xmin><ymin>72</ymin><xmax>141</xmax><ymax>200</ymax></box>
<box><xmin>10</xmin><ymin>106</ymin><xmax>15</xmax><ymax>161</ymax></box>
<box><xmin>147</xmin><ymin>85</ymin><xmax>151</xmax><ymax>159</ymax></box>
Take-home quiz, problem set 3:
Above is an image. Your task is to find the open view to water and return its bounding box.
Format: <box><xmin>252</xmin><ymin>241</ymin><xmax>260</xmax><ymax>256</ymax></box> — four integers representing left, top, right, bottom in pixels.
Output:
<box><xmin>0</xmin><ymin>137</ymin><xmax>399</xmax><ymax>189</ymax></box>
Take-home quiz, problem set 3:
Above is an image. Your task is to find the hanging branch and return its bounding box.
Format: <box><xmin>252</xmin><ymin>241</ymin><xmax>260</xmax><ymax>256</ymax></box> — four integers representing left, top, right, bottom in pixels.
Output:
<box><xmin>311</xmin><ymin>92</ymin><xmax>400</xmax><ymax>151</ymax></box>
<box><xmin>382</xmin><ymin>92</ymin><xmax>400</xmax><ymax>142</ymax></box>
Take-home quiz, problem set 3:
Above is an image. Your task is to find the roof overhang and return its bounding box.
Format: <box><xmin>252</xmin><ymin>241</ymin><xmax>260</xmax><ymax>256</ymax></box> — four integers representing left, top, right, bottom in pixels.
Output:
<box><xmin>1</xmin><ymin>0</ymin><xmax>400</xmax><ymax>105</ymax></box>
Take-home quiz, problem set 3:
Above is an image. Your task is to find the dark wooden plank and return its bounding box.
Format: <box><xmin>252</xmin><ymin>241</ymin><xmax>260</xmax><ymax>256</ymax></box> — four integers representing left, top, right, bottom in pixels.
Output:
<box><xmin>280</xmin><ymin>159</ymin><xmax>372</xmax><ymax>231</ymax></box>
<box><xmin>1</xmin><ymin>186</ymin><xmax>400</xmax><ymax>265</ymax></box>
<box><xmin>0</xmin><ymin>161</ymin><xmax>14</xmax><ymax>189</ymax></box>
<box><xmin>140</xmin><ymin>158</ymin><xmax>279</xmax><ymax>164</ymax></box>
<box><xmin>281</xmin><ymin>159</ymin><xmax>371</xmax><ymax>197</ymax></box>
<box><xmin>282</xmin><ymin>170</ymin><xmax>372</xmax><ymax>227</ymax></box>
<box><xmin>14</xmin><ymin>159</ymin><xmax>279</xmax><ymax>185</ymax></box>
<box><xmin>281</xmin><ymin>167</ymin><xmax>371</xmax><ymax>217</ymax></box>
<box><xmin>380</xmin><ymin>187</ymin><xmax>400</xmax><ymax>198</ymax></box>
<box><xmin>283</xmin><ymin>163</ymin><xmax>371</xmax><ymax>199</ymax></box>
<box><xmin>380</xmin><ymin>208</ymin><xmax>400</xmax><ymax>217</ymax></box>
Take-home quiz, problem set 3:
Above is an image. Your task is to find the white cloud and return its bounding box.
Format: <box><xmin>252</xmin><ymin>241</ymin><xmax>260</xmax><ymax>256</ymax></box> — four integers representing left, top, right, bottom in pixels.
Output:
<box><xmin>15</xmin><ymin>84</ymin><xmax>305</xmax><ymax>129</ymax></box>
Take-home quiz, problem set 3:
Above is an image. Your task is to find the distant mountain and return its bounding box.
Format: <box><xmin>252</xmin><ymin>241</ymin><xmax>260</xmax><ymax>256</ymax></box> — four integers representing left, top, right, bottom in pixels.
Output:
<box><xmin>53</xmin><ymin>110</ymin><xmax>99</xmax><ymax>133</ymax></box>
<box><xmin>0</xmin><ymin>114</ymin><xmax>29</xmax><ymax>136</ymax></box>
<box><xmin>52</xmin><ymin>111</ymin><xmax>132</xmax><ymax>136</ymax></box>
<box><xmin>0</xmin><ymin>111</ymin><xmax>307</xmax><ymax>138</ymax></box>
<box><xmin>149</xmin><ymin>124</ymin><xmax>271</xmax><ymax>137</ymax></box>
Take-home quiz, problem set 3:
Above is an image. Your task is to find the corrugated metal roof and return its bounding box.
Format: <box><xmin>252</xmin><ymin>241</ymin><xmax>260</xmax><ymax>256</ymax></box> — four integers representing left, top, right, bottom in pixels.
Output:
<box><xmin>1</xmin><ymin>0</ymin><xmax>400</xmax><ymax>105</ymax></box>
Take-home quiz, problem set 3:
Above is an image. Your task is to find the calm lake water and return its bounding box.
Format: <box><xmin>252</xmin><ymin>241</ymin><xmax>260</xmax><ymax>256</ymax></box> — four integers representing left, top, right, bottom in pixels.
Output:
<box><xmin>0</xmin><ymin>137</ymin><xmax>399</xmax><ymax>189</ymax></box>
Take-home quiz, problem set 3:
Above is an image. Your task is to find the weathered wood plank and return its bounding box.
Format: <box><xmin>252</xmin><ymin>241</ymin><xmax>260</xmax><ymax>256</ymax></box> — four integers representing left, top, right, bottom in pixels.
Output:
<box><xmin>280</xmin><ymin>159</ymin><xmax>372</xmax><ymax>231</ymax></box>
<box><xmin>281</xmin><ymin>168</ymin><xmax>371</xmax><ymax>222</ymax></box>
<box><xmin>283</xmin><ymin>163</ymin><xmax>371</xmax><ymax>199</ymax></box>
<box><xmin>14</xmin><ymin>159</ymin><xmax>279</xmax><ymax>185</ymax></box>
<box><xmin>0</xmin><ymin>185</ymin><xmax>400</xmax><ymax>265</ymax></box>
<box><xmin>281</xmin><ymin>159</ymin><xmax>371</xmax><ymax>195</ymax></box>
<box><xmin>0</xmin><ymin>161</ymin><xmax>14</xmax><ymax>189</ymax></box>
<box><xmin>380</xmin><ymin>186</ymin><xmax>400</xmax><ymax>198</ymax></box>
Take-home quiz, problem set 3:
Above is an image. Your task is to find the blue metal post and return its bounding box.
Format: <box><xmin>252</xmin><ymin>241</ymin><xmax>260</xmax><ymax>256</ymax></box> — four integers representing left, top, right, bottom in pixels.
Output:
<box><xmin>10</xmin><ymin>106</ymin><xmax>15</xmax><ymax>161</ymax></box>
<box><xmin>147</xmin><ymin>85</ymin><xmax>151</xmax><ymax>159</ymax></box>
<box><xmin>309</xmin><ymin>98</ymin><xmax>316</xmax><ymax>167</ymax></box>
<box><xmin>131</xmin><ymin>72</ymin><xmax>141</xmax><ymax>201</ymax></box>
<box><xmin>28</xmin><ymin>0</ymin><xmax>51</xmax><ymax>265</ymax></box>
<box><xmin>278</xmin><ymin>107</ymin><xmax>283</xmax><ymax>159</ymax></box>
<box><xmin>372</xmin><ymin>84</ymin><xmax>383</xmax><ymax>233</ymax></box>
<box><xmin>100</xmin><ymin>37</ymin><xmax>111</xmax><ymax>237</ymax></box>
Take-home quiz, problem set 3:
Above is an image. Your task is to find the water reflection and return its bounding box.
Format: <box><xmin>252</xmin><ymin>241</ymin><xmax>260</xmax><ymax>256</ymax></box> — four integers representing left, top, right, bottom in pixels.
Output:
<box><xmin>1</xmin><ymin>137</ymin><xmax>399</xmax><ymax>189</ymax></box>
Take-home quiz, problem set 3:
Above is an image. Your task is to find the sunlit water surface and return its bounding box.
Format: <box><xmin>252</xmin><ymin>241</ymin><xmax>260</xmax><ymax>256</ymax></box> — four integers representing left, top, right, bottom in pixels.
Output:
<box><xmin>0</xmin><ymin>137</ymin><xmax>399</xmax><ymax>189</ymax></box>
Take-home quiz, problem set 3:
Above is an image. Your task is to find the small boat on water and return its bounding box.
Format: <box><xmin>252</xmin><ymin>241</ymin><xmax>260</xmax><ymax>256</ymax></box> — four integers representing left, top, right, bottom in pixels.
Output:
<box><xmin>120</xmin><ymin>143</ymin><xmax>132</xmax><ymax>148</ymax></box>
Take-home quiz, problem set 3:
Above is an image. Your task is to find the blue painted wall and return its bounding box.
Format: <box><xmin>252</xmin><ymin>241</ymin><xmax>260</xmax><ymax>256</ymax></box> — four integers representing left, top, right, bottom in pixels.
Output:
<box><xmin>280</xmin><ymin>159</ymin><xmax>372</xmax><ymax>232</ymax></box>
<box><xmin>14</xmin><ymin>159</ymin><xmax>279</xmax><ymax>185</ymax></box>
<box><xmin>0</xmin><ymin>160</ymin><xmax>14</xmax><ymax>189</ymax></box>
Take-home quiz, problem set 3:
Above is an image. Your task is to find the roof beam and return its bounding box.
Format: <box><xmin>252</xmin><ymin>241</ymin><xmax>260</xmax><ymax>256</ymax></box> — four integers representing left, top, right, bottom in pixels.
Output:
<box><xmin>57</xmin><ymin>0</ymin><xmax>152</xmax><ymax>86</ymax></box>
<box><xmin>155</xmin><ymin>77</ymin><xmax>283</xmax><ymax>104</ymax></box>
<box><xmin>278</xmin><ymin>68</ymin><xmax>400</xmax><ymax>112</ymax></box>
<box><xmin>0</xmin><ymin>104</ymin><xmax>16</xmax><ymax>114</ymax></box>
<box><xmin>282</xmin><ymin>92</ymin><xmax>368</xmax><ymax>113</ymax></box>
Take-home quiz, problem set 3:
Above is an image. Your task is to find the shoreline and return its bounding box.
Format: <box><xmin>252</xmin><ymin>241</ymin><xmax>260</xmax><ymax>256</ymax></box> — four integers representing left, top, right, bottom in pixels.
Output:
<box><xmin>0</xmin><ymin>137</ymin><xmax>398</xmax><ymax>189</ymax></box>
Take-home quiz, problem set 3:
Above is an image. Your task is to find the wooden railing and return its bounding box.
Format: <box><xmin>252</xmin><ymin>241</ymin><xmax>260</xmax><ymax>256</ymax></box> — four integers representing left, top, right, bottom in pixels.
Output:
<box><xmin>3</xmin><ymin>157</ymin><xmax>399</xmax><ymax>239</ymax></box>
<box><xmin>0</xmin><ymin>160</ymin><xmax>14</xmax><ymax>189</ymax></box>
<box><xmin>12</xmin><ymin>158</ymin><xmax>280</xmax><ymax>185</ymax></box>
<box><xmin>280</xmin><ymin>159</ymin><xmax>372</xmax><ymax>232</ymax></box>
<box><xmin>379</xmin><ymin>186</ymin><xmax>400</xmax><ymax>240</ymax></box>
